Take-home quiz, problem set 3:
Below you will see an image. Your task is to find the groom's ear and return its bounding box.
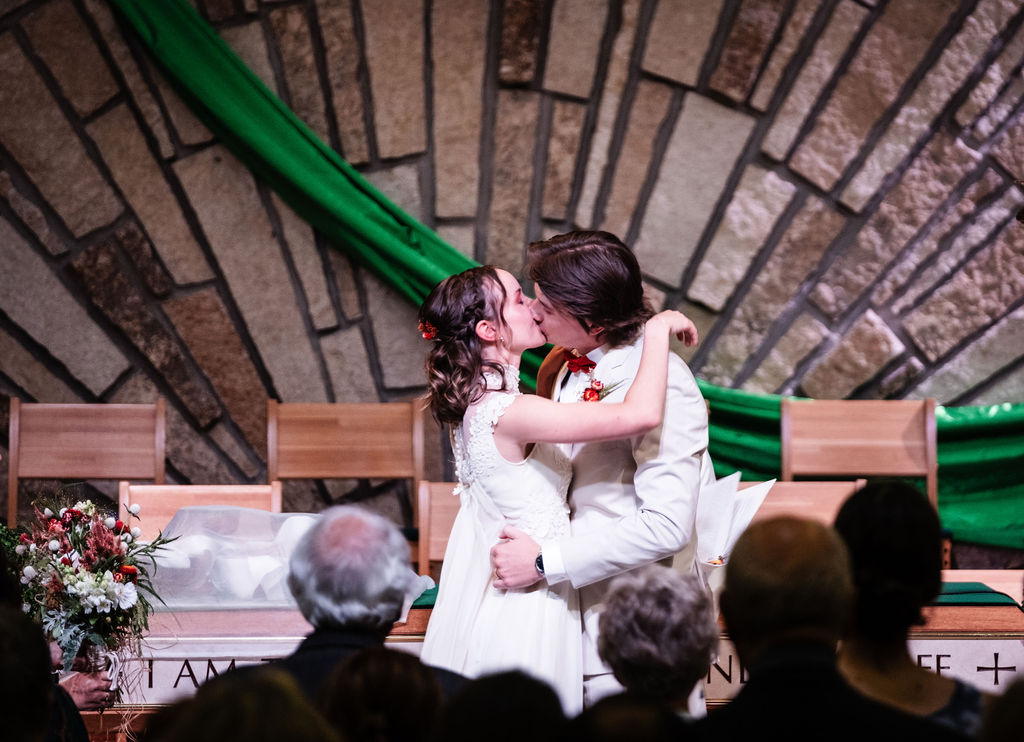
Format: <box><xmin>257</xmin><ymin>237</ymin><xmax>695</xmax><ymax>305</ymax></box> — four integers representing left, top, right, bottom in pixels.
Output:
<box><xmin>475</xmin><ymin>319</ymin><xmax>499</xmax><ymax>342</ymax></box>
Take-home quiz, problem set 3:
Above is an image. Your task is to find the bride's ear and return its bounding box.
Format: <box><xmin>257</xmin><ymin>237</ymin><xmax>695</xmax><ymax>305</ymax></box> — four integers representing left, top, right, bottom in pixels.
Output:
<box><xmin>475</xmin><ymin>319</ymin><xmax>499</xmax><ymax>343</ymax></box>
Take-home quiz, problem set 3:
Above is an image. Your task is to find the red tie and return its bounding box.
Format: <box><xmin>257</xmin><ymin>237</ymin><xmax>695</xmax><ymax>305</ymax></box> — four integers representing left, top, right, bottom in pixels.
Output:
<box><xmin>563</xmin><ymin>350</ymin><xmax>596</xmax><ymax>374</ymax></box>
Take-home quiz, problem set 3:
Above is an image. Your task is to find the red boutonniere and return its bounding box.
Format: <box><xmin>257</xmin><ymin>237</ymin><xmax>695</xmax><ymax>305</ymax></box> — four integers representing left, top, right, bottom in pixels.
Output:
<box><xmin>418</xmin><ymin>321</ymin><xmax>437</xmax><ymax>340</ymax></box>
<box><xmin>580</xmin><ymin>375</ymin><xmax>621</xmax><ymax>402</ymax></box>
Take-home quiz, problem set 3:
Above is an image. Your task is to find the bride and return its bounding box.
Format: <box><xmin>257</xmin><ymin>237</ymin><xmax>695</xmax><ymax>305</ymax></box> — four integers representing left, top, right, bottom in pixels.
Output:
<box><xmin>416</xmin><ymin>265</ymin><xmax>693</xmax><ymax>714</ymax></box>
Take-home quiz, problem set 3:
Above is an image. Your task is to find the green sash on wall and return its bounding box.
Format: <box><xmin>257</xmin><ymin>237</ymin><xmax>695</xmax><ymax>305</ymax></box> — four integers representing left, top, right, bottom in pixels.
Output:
<box><xmin>107</xmin><ymin>0</ymin><xmax>1024</xmax><ymax>550</ymax></box>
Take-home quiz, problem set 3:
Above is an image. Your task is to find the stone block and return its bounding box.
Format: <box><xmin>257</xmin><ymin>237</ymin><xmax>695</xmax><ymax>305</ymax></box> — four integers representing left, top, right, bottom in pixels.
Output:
<box><xmin>83</xmin><ymin>0</ymin><xmax>174</xmax><ymax>159</ymax></box>
<box><xmin>365</xmin><ymin>163</ymin><xmax>423</xmax><ymax>221</ymax></box>
<box><xmin>0</xmin><ymin>327</ymin><xmax>82</xmax><ymax>403</ymax></box>
<box><xmin>117</xmin><ymin>222</ymin><xmax>174</xmax><ymax>298</ymax></box>
<box><xmin>761</xmin><ymin>0</ymin><xmax>867</xmax><ymax>160</ymax></box>
<box><xmin>710</xmin><ymin>0</ymin><xmax>787</xmax><ymax>102</ymax></box>
<box><xmin>892</xmin><ymin>184</ymin><xmax>1023</xmax><ymax>315</ymax></box>
<box><xmin>542</xmin><ymin>100</ymin><xmax>586</xmax><ymax>221</ymax></box>
<box><xmin>0</xmin><ymin>216</ymin><xmax>129</xmax><ymax>395</ymax></box>
<box><xmin>270</xmin><ymin>4</ymin><xmax>330</xmax><ymax>143</ymax></box>
<box><xmin>634</xmin><ymin>93</ymin><xmax>755</xmax><ymax>283</ymax></box>
<box><xmin>842</xmin><ymin>0</ymin><xmax>1022</xmax><ymax>211</ymax></box>
<box><xmin>971</xmin><ymin>75</ymin><xmax>1024</xmax><ymax>141</ymax></box>
<box><xmin>0</xmin><ymin>34</ymin><xmax>121</xmax><ymax>237</ymax></box>
<box><xmin>908</xmin><ymin>304</ymin><xmax>1024</xmax><ymax>402</ymax></box>
<box><xmin>202</xmin><ymin>0</ymin><xmax>235</xmax><ymax>23</ymax></box>
<box><xmin>271</xmin><ymin>193</ymin><xmax>336</xmax><ymax>331</ymax></box>
<box><xmin>87</xmin><ymin>104</ymin><xmax>213</xmax><ymax>285</ymax></box>
<box><xmin>600</xmin><ymin>80</ymin><xmax>673</xmax><ymax>239</ymax></box>
<box><xmin>811</xmin><ymin>132</ymin><xmax>980</xmax><ymax>319</ymax></box>
<box><xmin>543</xmin><ymin>0</ymin><xmax>607</xmax><ymax>98</ymax></box>
<box><xmin>486</xmin><ymin>90</ymin><xmax>539</xmax><ymax>273</ymax></box>
<box><xmin>327</xmin><ymin>248</ymin><xmax>363</xmax><ymax>320</ymax></box>
<box><xmin>745</xmin><ymin>312</ymin><xmax>829</xmax><ymax>394</ymax></box>
<box><xmin>500</xmin><ymin>0</ymin><xmax>542</xmax><ymax>83</ymax></box>
<box><xmin>689</xmin><ymin>166</ymin><xmax>796</xmax><ymax>311</ymax></box>
<box><xmin>173</xmin><ymin>146</ymin><xmax>328</xmax><ymax>402</ymax></box>
<box><xmin>643</xmin><ymin>0</ymin><xmax>723</xmax><ymax>86</ymax></box>
<box><xmin>965</xmin><ymin>365</ymin><xmax>1024</xmax><ymax>406</ymax></box>
<box><xmin>153</xmin><ymin>71</ymin><xmax>213</xmax><ymax>147</ymax></box>
<box><xmin>433</xmin><ymin>0</ymin><xmax>487</xmax><ymax>218</ymax></box>
<box><xmin>282</xmin><ymin>479</ymin><xmax>324</xmax><ymax>514</ymax></box>
<box><xmin>873</xmin><ymin>169</ymin><xmax>1003</xmax><ymax>307</ymax></box>
<box><xmin>363</xmin><ymin>271</ymin><xmax>424</xmax><ymax>390</ymax></box>
<box><xmin>699</xmin><ymin>197</ymin><xmax>844</xmax><ymax>385</ymax></box>
<box><xmin>24</xmin><ymin>0</ymin><xmax>117</xmax><ymax>117</ymax></box>
<box><xmin>790</xmin><ymin>0</ymin><xmax>958</xmax><ymax>191</ymax></box>
<box><xmin>874</xmin><ymin>356</ymin><xmax>925</xmax><ymax>399</ymax></box>
<box><xmin>320</xmin><ymin>0</ymin><xmax>369</xmax><ymax>165</ymax></box>
<box><xmin>162</xmin><ymin>287</ymin><xmax>268</xmax><ymax>453</ymax></box>
<box><xmin>801</xmin><ymin>310</ymin><xmax>905</xmax><ymax>399</ymax></box>
<box><xmin>219</xmin><ymin>22</ymin><xmax>277</xmax><ymax>92</ymax></box>
<box><xmin>208</xmin><ymin>422</ymin><xmax>261</xmax><ymax>479</ymax></box>
<box><xmin>577</xmin><ymin>0</ymin><xmax>642</xmax><ymax>226</ymax></box>
<box><xmin>992</xmin><ymin>108</ymin><xmax>1024</xmax><ymax>177</ymax></box>
<box><xmin>956</xmin><ymin>13</ymin><xmax>1024</xmax><ymax>128</ymax></box>
<box><xmin>435</xmin><ymin>224</ymin><xmax>475</xmax><ymax>259</ymax></box>
<box><xmin>362</xmin><ymin>0</ymin><xmax>426</xmax><ymax>158</ymax></box>
<box><xmin>321</xmin><ymin>325</ymin><xmax>378</xmax><ymax>402</ymax></box>
<box><xmin>0</xmin><ymin>170</ymin><xmax>64</xmax><ymax>255</ymax></box>
<box><xmin>903</xmin><ymin>220</ymin><xmax>1024</xmax><ymax>361</ymax></box>
<box><xmin>70</xmin><ymin>238</ymin><xmax>220</xmax><ymax>426</ymax></box>
<box><xmin>750</xmin><ymin>0</ymin><xmax>820</xmax><ymax>111</ymax></box>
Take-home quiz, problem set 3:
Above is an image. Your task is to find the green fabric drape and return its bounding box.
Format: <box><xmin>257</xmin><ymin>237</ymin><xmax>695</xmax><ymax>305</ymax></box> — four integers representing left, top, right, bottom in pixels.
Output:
<box><xmin>108</xmin><ymin>0</ymin><xmax>1024</xmax><ymax>549</ymax></box>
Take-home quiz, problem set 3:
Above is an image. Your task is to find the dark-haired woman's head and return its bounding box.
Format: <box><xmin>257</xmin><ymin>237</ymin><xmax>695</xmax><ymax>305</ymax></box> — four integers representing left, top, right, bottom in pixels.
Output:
<box><xmin>834</xmin><ymin>481</ymin><xmax>943</xmax><ymax>642</ymax></box>
<box><xmin>419</xmin><ymin>266</ymin><xmax>544</xmax><ymax>424</ymax></box>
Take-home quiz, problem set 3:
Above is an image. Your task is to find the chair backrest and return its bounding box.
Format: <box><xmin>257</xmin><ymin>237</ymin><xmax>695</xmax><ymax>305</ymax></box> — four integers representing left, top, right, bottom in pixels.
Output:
<box><xmin>118</xmin><ymin>481</ymin><xmax>283</xmax><ymax>541</ymax></box>
<box><xmin>267</xmin><ymin>399</ymin><xmax>424</xmax><ymax>485</ymax></box>
<box><xmin>744</xmin><ymin>480</ymin><xmax>866</xmax><ymax>526</ymax></box>
<box><xmin>8</xmin><ymin>398</ymin><xmax>166</xmax><ymax>526</ymax></box>
<box><xmin>780</xmin><ymin>398</ymin><xmax>938</xmax><ymax>507</ymax></box>
<box><xmin>416</xmin><ymin>480</ymin><xmax>460</xmax><ymax>578</ymax></box>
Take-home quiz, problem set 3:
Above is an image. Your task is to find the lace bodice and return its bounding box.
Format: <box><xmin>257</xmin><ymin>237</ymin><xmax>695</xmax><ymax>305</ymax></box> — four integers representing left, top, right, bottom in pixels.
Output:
<box><xmin>451</xmin><ymin>367</ymin><xmax>571</xmax><ymax>541</ymax></box>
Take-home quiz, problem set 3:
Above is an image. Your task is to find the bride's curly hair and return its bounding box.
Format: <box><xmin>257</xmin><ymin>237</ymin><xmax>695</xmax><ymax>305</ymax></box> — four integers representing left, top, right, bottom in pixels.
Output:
<box><xmin>419</xmin><ymin>266</ymin><xmax>512</xmax><ymax>425</ymax></box>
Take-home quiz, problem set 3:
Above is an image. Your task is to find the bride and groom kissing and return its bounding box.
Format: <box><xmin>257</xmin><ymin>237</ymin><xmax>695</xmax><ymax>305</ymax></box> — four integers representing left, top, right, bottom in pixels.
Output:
<box><xmin>417</xmin><ymin>230</ymin><xmax>716</xmax><ymax>715</ymax></box>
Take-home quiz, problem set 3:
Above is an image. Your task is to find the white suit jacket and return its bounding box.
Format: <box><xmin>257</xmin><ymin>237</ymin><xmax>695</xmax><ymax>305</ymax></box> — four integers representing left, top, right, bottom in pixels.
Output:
<box><xmin>540</xmin><ymin>333</ymin><xmax>716</xmax><ymax>675</ymax></box>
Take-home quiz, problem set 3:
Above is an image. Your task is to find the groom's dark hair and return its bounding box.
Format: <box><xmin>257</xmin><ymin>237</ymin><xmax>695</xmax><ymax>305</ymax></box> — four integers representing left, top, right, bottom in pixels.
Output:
<box><xmin>527</xmin><ymin>231</ymin><xmax>653</xmax><ymax>348</ymax></box>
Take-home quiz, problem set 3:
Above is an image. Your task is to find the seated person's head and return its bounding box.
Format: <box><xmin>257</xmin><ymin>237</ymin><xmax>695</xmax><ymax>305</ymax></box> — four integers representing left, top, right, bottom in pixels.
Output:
<box><xmin>833</xmin><ymin>481</ymin><xmax>943</xmax><ymax>642</ymax></box>
<box><xmin>720</xmin><ymin>516</ymin><xmax>853</xmax><ymax>662</ymax></box>
<box><xmin>144</xmin><ymin>667</ymin><xmax>339</xmax><ymax>742</ymax></box>
<box><xmin>561</xmin><ymin>693</ymin><xmax>690</xmax><ymax>742</ymax></box>
<box><xmin>597</xmin><ymin>565</ymin><xmax>717</xmax><ymax>707</ymax></box>
<box><xmin>318</xmin><ymin>647</ymin><xmax>441</xmax><ymax>742</ymax></box>
<box><xmin>287</xmin><ymin>505</ymin><xmax>416</xmax><ymax>634</ymax></box>
<box><xmin>0</xmin><ymin>606</ymin><xmax>55</xmax><ymax>742</ymax></box>
<box><xmin>432</xmin><ymin>670</ymin><xmax>566</xmax><ymax>742</ymax></box>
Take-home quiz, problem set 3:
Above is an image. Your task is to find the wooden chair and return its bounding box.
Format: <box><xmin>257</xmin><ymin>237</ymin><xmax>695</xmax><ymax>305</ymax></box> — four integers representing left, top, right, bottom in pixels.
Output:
<box><xmin>267</xmin><ymin>397</ymin><xmax>425</xmax><ymax>514</ymax></box>
<box><xmin>780</xmin><ymin>398</ymin><xmax>938</xmax><ymax>508</ymax></box>
<box><xmin>118</xmin><ymin>481</ymin><xmax>283</xmax><ymax>541</ymax></box>
<box><xmin>744</xmin><ymin>480</ymin><xmax>866</xmax><ymax>526</ymax></box>
<box><xmin>416</xmin><ymin>480</ymin><xmax>460</xmax><ymax>578</ymax></box>
<box><xmin>7</xmin><ymin>398</ymin><xmax>166</xmax><ymax>526</ymax></box>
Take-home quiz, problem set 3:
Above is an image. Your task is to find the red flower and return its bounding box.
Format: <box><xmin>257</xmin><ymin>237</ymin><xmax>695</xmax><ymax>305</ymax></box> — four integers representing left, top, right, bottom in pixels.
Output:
<box><xmin>113</xmin><ymin>572</ymin><xmax>124</xmax><ymax>583</ymax></box>
<box><xmin>418</xmin><ymin>320</ymin><xmax>437</xmax><ymax>340</ymax></box>
<box><xmin>114</xmin><ymin>520</ymin><xmax>125</xmax><ymax>533</ymax></box>
<box><xmin>582</xmin><ymin>387</ymin><xmax>601</xmax><ymax>402</ymax></box>
<box><xmin>60</xmin><ymin>557</ymin><xmax>72</xmax><ymax>566</ymax></box>
<box><xmin>19</xmin><ymin>533</ymin><xmax>31</xmax><ymax>544</ymax></box>
<box><xmin>120</xmin><ymin>565</ymin><xmax>139</xmax><ymax>581</ymax></box>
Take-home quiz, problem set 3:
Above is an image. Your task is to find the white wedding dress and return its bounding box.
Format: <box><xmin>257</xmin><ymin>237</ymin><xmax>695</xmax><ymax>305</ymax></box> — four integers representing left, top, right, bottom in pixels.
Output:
<box><xmin>420</xmin><ymin>367</ymin><xmax>583</xmax><ymax>714</ymax></box>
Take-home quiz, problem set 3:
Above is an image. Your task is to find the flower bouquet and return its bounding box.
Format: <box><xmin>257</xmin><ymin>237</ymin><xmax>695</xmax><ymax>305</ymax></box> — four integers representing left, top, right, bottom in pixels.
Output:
<box><xmin>7</xmin><ymin>499</ymin><xmax>171</xmax><ymax>673</ymax></box>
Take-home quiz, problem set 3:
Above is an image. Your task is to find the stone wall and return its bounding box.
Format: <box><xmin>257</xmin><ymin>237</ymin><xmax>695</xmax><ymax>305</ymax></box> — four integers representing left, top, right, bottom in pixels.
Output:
<box><xmin>1</xmin><ymin>0</ymin><xmax>1022</xmax><ymax>521</ymax></box>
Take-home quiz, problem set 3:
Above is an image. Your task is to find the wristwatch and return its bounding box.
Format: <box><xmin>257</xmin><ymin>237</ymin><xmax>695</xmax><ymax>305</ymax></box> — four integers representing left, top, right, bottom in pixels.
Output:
<box><xmin>535</xmin><ymin>551</ymin><xmax>545</xmax><ymax>576</ymax></box>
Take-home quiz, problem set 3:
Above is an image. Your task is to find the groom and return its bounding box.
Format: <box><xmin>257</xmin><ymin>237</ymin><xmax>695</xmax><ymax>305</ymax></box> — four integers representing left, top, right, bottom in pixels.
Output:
<box><xmin>491</xmin><ymin>230</ymin><xmax>716</xmax><ymax>705</ymax></box>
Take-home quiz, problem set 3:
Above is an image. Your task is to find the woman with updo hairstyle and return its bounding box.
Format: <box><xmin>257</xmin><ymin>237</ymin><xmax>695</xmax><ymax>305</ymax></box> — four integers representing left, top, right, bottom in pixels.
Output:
<box><xmin>834</xmin><ymin>480</ymin><xmax>992</xmax><ymax>736</ymax></box>
<box><xmin>417</xmin><ymin>265</ymin><xmax>696</xmax><ymax>715</ymax></box>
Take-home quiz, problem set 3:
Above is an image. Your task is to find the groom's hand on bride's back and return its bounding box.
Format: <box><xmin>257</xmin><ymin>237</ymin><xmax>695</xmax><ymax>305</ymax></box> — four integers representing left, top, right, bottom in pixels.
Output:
<box><xmin>491</xmin><ymin>526</ymin><xmax>543</xmax><ymax>589</ymax></box>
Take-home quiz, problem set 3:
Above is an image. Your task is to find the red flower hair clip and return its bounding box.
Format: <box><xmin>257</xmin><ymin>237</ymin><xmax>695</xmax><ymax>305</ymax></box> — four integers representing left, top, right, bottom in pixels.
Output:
<box><xmin>418</xmin><ymin>320</ymin><xmax>438</xmax><ymax>340</ymax></box>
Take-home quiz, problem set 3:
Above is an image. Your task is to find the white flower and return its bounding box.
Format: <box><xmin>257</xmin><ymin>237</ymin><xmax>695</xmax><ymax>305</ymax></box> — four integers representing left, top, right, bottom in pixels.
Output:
<box><xmin>48</xmin><ymin>539</ymin><xmax>60</xmax><ymax>552</ymax></box>
<box><xmin>29</xmin><ymin>543</ymin><xmax>37</xmax><ymax>553</ymax></box>
<box><xmin>43</xmin><ymin>508</ymin><xmax>54</xmax><ymax>518</ymax></box>
<box><xmin>22</xmin><ymin>566</ymin><xmax>37</xmax><ymax>582</ymax></box>
<box><xmin>128</xmin><ymin>504</ymin><xmax>141</xmax><ymax>515</ymax></box>
<box><xmin>59</xmin><ymin>508</ymin><xmax>68</xmax><ymax>517</ymax></box>
<box><xmin>105</xmin><ymin>517</ymin><xmax>116</xmax><ymax>529</ymax></box>
<box><xmin>130</xmin><ymin>527</ymin><xmax>142</xmax><ymax>539</ymax></box>
<box><xmin>15</xmin><ymin>544</ymin><xmax>26</xmax><ymax>555</ymax></box>
<box><xmin>120</xmin><ymin>533</ymin><xmax>130</xmax><ymax>542</ymax></box>
<box><xmin>21</xmin><ymin>603</ymin><xmax>30</xmax><ymax>613</ymax></box>
<box><xmin>111</xmin><ymin>581</ymin><xmax>138</xmax><ymax>610</ymax></box>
